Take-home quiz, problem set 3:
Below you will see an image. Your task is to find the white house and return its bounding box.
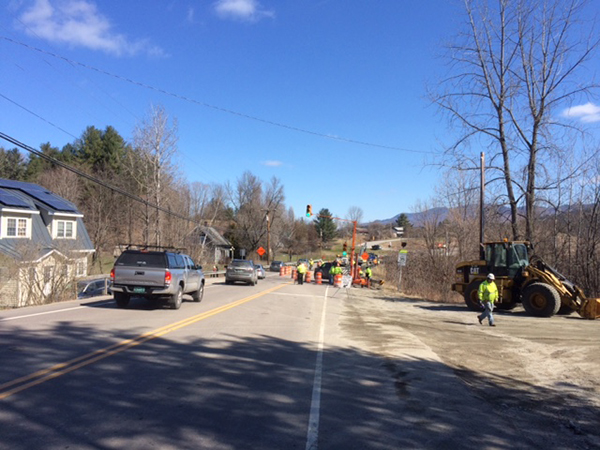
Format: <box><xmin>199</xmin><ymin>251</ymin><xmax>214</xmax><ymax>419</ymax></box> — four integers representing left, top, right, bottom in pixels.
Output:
<box><xmin>0</xmin><ymin>179</ymin><xmax>95</xmax><ymax>307</ymax></box>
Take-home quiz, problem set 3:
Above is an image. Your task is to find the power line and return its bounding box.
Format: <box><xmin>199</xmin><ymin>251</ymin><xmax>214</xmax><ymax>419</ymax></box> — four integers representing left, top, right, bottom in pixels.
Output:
<box><xmin>1</xmin><ymin>36</ymin><xmax>437</xmax><ymax>155</ymax></box>
<box><xmin>0</xmin><ymin>93</ymin><xmax>78</xmax><ymax>140</ymax></box>
<box><xmin>0</xmin><ymin>131</ymin><xmax>201</xmax><ymax>226</ymax></box>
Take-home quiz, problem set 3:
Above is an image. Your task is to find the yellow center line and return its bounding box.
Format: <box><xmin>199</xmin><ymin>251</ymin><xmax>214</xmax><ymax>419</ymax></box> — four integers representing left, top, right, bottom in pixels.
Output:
<box><xmin>0</xmin><ymin>282</ymin><xmax>290</xmax><ymax>400</ymax></box>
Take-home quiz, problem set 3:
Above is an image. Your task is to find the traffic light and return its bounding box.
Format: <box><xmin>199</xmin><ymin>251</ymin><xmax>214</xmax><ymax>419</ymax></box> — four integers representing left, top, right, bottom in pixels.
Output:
<box><xmin>343</xmin><ymin>242</ymin><xmax>347</xmax><ymax>252</ymax></box>
<box><xmin>306</xmin><ymin>204</ymin><xmax>312</xmax><ymax>217</ymax></box>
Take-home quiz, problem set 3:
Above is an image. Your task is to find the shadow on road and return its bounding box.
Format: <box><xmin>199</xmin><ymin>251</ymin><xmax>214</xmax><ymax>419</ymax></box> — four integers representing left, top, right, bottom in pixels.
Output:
<box><xmin>0</xmin><ymin>317</ymin><xmax>598</xmax><ymax>449</ymax></box>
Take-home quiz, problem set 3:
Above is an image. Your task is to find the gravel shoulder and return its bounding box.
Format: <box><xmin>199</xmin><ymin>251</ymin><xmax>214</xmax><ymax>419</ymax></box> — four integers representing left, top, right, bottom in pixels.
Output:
<box><xmin>338</xmin><ymin>287</ymin><xmax>600</xmax><ymax>449</ymax></box>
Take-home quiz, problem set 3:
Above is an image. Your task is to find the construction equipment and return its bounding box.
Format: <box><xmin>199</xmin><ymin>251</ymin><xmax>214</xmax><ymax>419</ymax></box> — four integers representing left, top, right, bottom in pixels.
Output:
<box><xmin>451</xmin><ymin>240</ymin><xmax>600</xmax><ymax>319</ymax></box>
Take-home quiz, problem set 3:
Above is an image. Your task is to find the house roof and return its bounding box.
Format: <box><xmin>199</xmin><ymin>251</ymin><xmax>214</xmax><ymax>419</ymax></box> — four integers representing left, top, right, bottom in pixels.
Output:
<box><xmin>0</xmin><ymin>179</ymin><xmax>79</xmax><ymax>213</ymax></box>
<box><xmin>0</xmin><ymin>179</ymin><xmax>94</xmax><ymax>261</ymax></box>
<box><xmin>193</xmin><ymin>225</ymin><xmax>232</xmax><ymax>248</ymax></box>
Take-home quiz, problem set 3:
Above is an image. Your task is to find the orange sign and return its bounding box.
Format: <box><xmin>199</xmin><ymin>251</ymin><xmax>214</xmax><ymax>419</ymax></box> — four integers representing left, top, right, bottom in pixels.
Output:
<box><xmin>257</xmin><ymin>247</ymin><xmax>266</xmax><ymax>256</ymax></box>
<box><xmin>361</xmin><ymin>252</ymin><xmax>369</xmax><ymax>261</ymax></box>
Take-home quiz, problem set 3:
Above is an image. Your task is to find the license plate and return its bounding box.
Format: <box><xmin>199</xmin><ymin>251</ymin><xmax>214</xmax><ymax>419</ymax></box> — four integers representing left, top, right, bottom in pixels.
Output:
<box><xmin>133</xmin><ymin>287</ymin><xmax>146</xmax><ymax>293</ymax></box>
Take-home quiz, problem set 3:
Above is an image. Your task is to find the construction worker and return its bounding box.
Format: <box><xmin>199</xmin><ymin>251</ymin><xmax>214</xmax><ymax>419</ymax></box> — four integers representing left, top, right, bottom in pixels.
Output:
<box><xmin>331</xmin><ymin>261</ymin><xmax>343</xmax><ymax>285</ymax></box>
<box><xmin>365</xmin><ymin>265</ymin><xmax>372</xmax><ymax>288</ymax></box>
<box><xmin>329</xmin><ymin>262</ymin><xmax>336</xmax><ymax>285</ymax></box>
<box><xmin>477</xmin><ymin>273</ymin><xmax>498</xmax><ymax>326</ymax></box>
<box><xmin>309</xmin><ymin>258</ymin><xmax>314</xmax><ymax>269</ymax></box>
<box><xmin>297</xmin><ymin>262</ymin><xmax>307</xmax><ymax>285</ymax></box>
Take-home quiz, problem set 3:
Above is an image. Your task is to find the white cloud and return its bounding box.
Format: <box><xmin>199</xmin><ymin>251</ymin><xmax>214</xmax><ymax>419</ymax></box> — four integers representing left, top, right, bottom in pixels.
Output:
<box><xmin>187</xmin><ymin>6</ymin><xmax>195</xmax><ymax>23</ymax></box>
<box><xmin>262</xmin><ymin>160</ymin><xmax>283</xmax><ymax>167</ymax></box>
<box><xmin>213</xmin><ymin>0</ymin><xmax>274</xmax><ymax>22</ymax></box>
<box><xmin>562</xmin><ymin>102</ymin><xmax>600</xmax><ymax>123</ymax></box>
<box><xmin>17</xmin><ymin>0</ymin><xmax>166</xmax><ymax>57</ymax></box>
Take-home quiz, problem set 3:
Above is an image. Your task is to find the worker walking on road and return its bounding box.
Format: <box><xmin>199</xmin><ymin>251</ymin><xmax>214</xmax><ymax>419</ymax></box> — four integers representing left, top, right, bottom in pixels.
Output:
<box><xmin>478</xmin><ymin>273</ymin><xmax>498</xmax><ymax>326</ymax></box>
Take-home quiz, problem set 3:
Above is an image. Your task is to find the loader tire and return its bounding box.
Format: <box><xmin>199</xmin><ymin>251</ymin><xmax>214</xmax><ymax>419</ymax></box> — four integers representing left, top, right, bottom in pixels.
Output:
<box><xmin>464</xmin><ymin>280</ymin><xmax>484</xmax><ymax>311</ymax></box>
<box><xmin>522</xmin><ymin>283</ymin><xmax>561</xmax><ymax>317</ymax></box>
<box><xmin>557</xmin><ymin>304</ymin><xmax>574</xmax><ymax>315</ymax></box>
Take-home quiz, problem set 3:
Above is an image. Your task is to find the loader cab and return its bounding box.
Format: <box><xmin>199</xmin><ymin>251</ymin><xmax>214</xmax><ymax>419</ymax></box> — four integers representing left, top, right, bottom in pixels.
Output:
<box><xmin>484</xmin><ymin>242</ymin><xmax>529</xmax><ymax>278</ymax></box>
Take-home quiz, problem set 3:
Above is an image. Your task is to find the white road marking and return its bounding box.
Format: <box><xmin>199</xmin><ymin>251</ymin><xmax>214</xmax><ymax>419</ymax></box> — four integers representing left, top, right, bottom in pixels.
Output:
<box><xmin>0</xmin><ymin>306</ymin><xmax>87</xmax><ymax>321</ymax></box>
<box><xmin>305</xmin><ymin>286</ymin><xmax>329</xmax><ymax>450</ymax></box>
<box><xmin>0</xmin><ymin>284</ymin><xmax>224</xmax><ymax>322</ymax></box>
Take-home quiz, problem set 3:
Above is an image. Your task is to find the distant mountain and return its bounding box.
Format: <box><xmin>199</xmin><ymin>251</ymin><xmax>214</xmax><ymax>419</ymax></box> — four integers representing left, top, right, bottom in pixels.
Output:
<box><xmin>371</xmin><ymin>204</ymin><xmax>591</xmax><ymax>227</ymax></box>
<box><xmin>371</xmin><ymin>207</ymin><xmax>449</xmax><ymax>227</ymax></box>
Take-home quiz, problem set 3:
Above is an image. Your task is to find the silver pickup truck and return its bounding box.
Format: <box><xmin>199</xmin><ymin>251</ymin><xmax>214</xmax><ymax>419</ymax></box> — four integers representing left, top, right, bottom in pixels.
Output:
<box><xmin>110</xmin><ymin>250</ymin><xmax>205</xmax><ymax>309</ymax></box>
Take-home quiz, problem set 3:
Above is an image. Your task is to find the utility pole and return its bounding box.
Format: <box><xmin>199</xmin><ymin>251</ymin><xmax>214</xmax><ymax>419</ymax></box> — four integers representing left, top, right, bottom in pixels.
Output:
<box><xmin>263</xmin><ymin>209</ymin><xmax>272</xmax><ymax>264</ymax></box>
<box><xmin>266</xmin><ymin>210</ymin><xmax>271</xmax><ymax>264</ymax></box>
<box><xmin>480</xmin><ymin>152</ymin><xmax>485</xmax><ymax>260</ymax></box>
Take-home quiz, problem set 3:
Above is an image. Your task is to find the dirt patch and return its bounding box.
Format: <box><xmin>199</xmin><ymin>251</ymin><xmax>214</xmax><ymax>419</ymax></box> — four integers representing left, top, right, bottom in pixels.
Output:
<box><xmin>340</xmin><ymin>287</ymin><xmax>600</xmax><ymax>449</ymax></box>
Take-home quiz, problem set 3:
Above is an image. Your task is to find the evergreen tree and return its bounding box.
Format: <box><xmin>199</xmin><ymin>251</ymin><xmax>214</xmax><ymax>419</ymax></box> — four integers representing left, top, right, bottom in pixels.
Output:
<box><xmin>314</xmin><ymin>208</ymin><xmax>337</xmax><ymax>243</ymax></box>
<box><xmin>0</xmin><ymin>147</ymin><xmax>27</xmax><ymax>180</ymax></box>
<box><xmin>25</xmin><ymin>142</ymin><xmax>62</xmax><ymax>180</ymax></box>
<box><xmin>396</xmin><ymin>213</ymin><xmax>411</xmax><ymax>229</ymax></box>
<box><xmin>75</xmin><ymin>126</ymin><xmax>128</xmax><ymax>173</ymax></box>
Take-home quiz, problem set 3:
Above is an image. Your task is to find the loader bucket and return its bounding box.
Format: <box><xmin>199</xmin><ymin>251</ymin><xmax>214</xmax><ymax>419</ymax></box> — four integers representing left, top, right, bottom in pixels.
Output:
<box><xmin>580</xmin><ymin>298</ymin><xmax>600</xmax><ymax>319</ymax></box>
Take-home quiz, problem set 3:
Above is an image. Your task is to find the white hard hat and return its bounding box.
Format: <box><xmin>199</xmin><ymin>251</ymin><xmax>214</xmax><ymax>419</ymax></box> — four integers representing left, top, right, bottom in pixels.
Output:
<box><xmin>487</xmin><ymin>273</ymin><xmax>495</xmax><ymax>280</ymax></box>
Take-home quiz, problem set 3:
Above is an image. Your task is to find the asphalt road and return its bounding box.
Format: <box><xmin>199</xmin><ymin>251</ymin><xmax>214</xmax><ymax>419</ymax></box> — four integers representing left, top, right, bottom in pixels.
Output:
<box><xmin>1</xmin><ymin>273</ymin><xmax>599</xmax><ymax>449</ymax></box>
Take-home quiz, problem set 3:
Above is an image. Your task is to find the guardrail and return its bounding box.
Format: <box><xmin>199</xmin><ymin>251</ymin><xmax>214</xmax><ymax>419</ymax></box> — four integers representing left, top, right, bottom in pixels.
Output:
<box><xmin>207</xmin><ymin>270</ymin><xmax>226</xmax><ymax>278</ymax></box>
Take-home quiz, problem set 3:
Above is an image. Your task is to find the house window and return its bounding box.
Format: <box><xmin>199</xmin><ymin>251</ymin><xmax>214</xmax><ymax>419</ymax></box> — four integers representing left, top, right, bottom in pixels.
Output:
<box><xmin>76</xmin><ymin>261</ymin><xmax>86</xmax><ymax>277</ymax></box>
<box><xmin>4</xmin><ymin>217</ymin><xmax>30</xmax><ymax>238</ymax></box>
<box><xmin>55</xmin><ymin>220</ymin><xmax>75</xmax><ymax>239</ymax></box>
<box><xmin>44</xmin><ymin>266</ymin><xmax>54</xmax><ymax>284</ymax></box>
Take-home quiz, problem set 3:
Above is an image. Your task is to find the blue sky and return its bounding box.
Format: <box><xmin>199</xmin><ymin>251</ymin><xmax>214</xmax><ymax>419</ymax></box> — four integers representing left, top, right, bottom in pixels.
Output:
<box><xmin>1</xmin><ymin>0</ymin><xmax>599</xmax><ymax>223</ymax></box>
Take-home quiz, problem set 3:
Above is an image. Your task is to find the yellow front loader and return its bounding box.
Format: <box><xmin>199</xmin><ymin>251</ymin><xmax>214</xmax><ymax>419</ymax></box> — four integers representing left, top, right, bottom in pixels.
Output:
<box><xmin>451</xmin><ymin>241</ymin><xmax>600</xmax><ymax>319</ymax></box>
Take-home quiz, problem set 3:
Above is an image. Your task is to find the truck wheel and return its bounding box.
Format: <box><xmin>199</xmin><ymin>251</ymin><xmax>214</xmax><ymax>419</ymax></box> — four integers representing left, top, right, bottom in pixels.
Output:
<box><xmin>464</xmin><ymin>281</ymin><xmax>484</xmax><ymax>311</ymax></box>
<box><xmin>115</xmin><ymin>292</ymin><xmax>130</xmax><ymax>308</ymax></box>
<box><xmin>170</xmin><ymin>286</ymin><xmax>183</xmax><ymax>310</ymax></box>
<box><xmin>522</xmin><ymin>283</ymin><xmax>561</xmax><ymax>317</ymax></box>
<box><xmin>192</xmin><ymin>283</ymin><xmax>204</xmax><ymax>303</ymax></box>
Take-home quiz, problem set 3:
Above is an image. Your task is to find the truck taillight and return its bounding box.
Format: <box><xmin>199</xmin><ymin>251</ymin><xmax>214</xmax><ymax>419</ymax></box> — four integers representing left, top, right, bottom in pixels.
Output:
<box><xmin>165</xmin><ymin>270</ymin><xmax>172</xmax><ymax>286</ymax></box>
<box><xmin>110</xmin><ymin>268</ymin><xmax>115</xmax><ymax>282</ymax></box>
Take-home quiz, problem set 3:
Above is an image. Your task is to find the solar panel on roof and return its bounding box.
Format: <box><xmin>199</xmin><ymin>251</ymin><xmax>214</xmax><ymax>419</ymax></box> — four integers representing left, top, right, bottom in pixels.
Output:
<box><xmin>0</xmin><ymin>178</ymin><xmax>78</xmax><ymax>212</ymax></box>
<box><xmin>0</xmin><ymin>179</ymin><xmax>38</xmax><ymax>191</ymax></box>
<box><xmin>0</xmin><ymin>190</ymin><xmax>31</xmax><ymax>208</ymax></box>
<box><xmin>25</xmin><ymin>190</ymin><xmax>78</xmax><ymax>212</ymax></box>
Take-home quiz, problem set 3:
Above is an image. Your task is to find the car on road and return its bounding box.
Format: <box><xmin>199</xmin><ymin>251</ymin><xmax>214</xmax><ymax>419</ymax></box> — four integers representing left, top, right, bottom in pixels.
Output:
<box><xmin>270</xmin><ymin>261</ymin><xmax>284</xmax><ymax>272</ymax></box>
<box><xmin>371</xmin><ymin>244</ymin><xmax>381</xmax><ymax>250</ymax></box>
<box><xmin>226</xmin><ymin>259</ymin><xmax>258</xmax><ymax>285</ymax></box>
<box><xmin>297</xmin><ymin>258</ymin><xmax>310</xmax><ymax>268</ymax></box>
<box><xmin>256</xmin><ymin>264</ymin><xmax>266</xmax><ymax>279</ymax></box>
<box><xmin>110</xmin><ymin>249</ymin><xmax>205</xmax><ymax>309</ymax></box>
<box><xmin>314</xmin><ymin>262</ymin><xmax>334</xmax><ymax>281</ymax></box>
<box><xmin>78</xmin><ymin>278</ymin><xmax>112</xmax><ymax>299</ymax></box>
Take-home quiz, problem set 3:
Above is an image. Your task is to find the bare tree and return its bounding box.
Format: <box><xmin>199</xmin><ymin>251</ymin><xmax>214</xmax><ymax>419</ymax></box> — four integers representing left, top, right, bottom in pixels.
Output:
<box><xmin>131</xmin><ymin>104</ymin><xmax>179</xmax><ymax>247</ymax></box>
<box><xmin>433</xmin><ymin>0</ymin><xmax>599</xmax><ymax>243</ymax></box>
<box><xmin>346</xmin><ymin>206</ymin><xmax>364</xmax><ymax>224</ymax></box>
<box><xmin>226</xmin><ymin>172</ymin><xmax>285</xmax><ymax>254</ymax></box>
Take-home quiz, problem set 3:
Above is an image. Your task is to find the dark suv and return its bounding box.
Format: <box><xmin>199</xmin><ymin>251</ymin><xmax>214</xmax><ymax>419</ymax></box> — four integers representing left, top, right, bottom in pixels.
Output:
<box><xmin>314</xmin><ymin>262</ymin><xmax>334</xmax><ymax>281</ymax></box>
<box><xmin>226</xmin><ymin>260</ymin><xmax>258</xmax><ymax>285</ymax></box>
<box><xmin>270</xmin><ymin>261</ymin><xmax>284</xmax><ymax>272</ymax></box>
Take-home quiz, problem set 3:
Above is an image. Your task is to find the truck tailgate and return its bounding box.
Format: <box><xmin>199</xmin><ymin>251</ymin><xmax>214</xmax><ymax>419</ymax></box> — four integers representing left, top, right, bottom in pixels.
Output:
<box><xmin>114</xmin><ymin>266</ymin><xmax>166</xmax><ymax>287</ymax></box>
